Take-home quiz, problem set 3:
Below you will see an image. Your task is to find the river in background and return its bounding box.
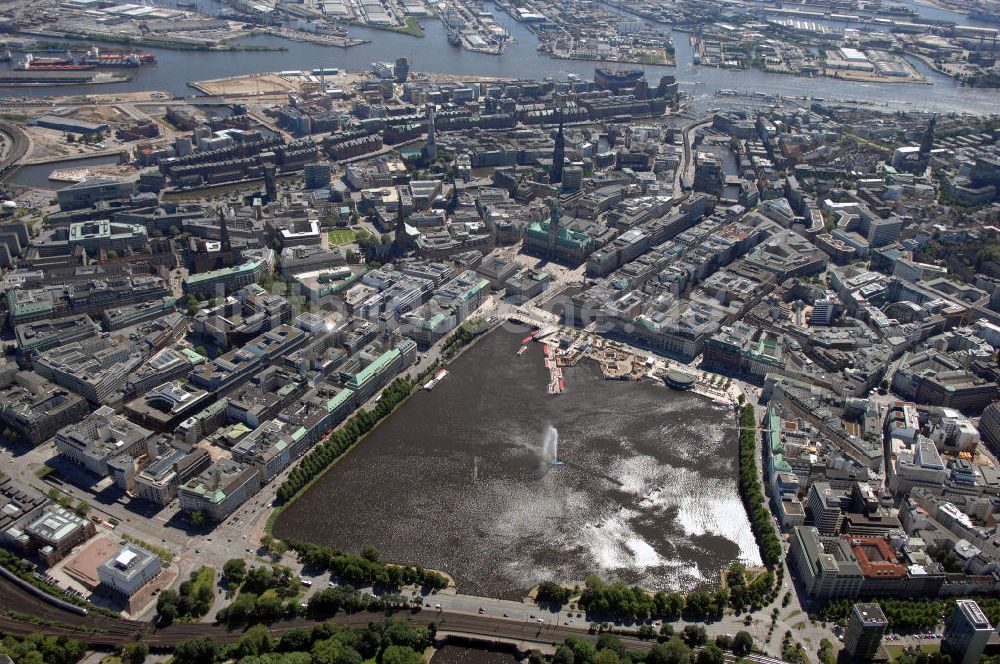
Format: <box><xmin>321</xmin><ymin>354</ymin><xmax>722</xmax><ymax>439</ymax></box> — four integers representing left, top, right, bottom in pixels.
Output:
<box><xmin>274</xmin><ymin>326</ymin><xmax>760</xmax><ymax>599</ymax></box>
<box><xmin>3</xmin><ymin>0</ymin><xmax>999</xmax><ymax>114</ymax></box>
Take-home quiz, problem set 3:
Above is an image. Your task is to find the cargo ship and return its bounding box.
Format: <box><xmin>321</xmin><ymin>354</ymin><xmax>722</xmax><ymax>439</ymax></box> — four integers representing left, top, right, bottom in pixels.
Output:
<box><xmin>80</xmin><ymin>46</ymin><xmax>156</xmax><ymax>67</ymax></box>
<box><xmin>27</xmin><ymin>51</ymin><xmax>75</xmax><ymax>65</ymax></box>
<box><xmin>13</xmin><ymin>53</ymin><xmax>94</xmax><ymax>71</ymax></box>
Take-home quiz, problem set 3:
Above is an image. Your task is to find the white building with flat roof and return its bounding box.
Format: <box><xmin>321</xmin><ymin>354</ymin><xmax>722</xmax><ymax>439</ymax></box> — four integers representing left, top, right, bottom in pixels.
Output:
<box><xmin>97</xmin><ymin>543</ymin><xmax>161</xmax><ymax>599</ymax></box>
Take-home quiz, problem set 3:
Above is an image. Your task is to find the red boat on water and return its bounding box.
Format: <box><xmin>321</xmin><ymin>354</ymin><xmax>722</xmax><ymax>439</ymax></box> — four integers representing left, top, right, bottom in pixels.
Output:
<box><xmin>13</xmin><ymin>52</ymin><xmax>83</xmax><ymax>70</ymax></box>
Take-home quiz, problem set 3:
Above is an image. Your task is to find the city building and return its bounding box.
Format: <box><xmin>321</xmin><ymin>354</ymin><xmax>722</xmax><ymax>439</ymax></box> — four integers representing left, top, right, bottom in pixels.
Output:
<box><xmin>34</xmin><ymin>337</ymin><xmax>145</xmax><ymax>404</ymax></box>
<box><xmin>789</xmin><ymin>526</ymin><xmax>864</xmax><ymax>599</ymax></box>
<box><xmin>134</xmin><ymin>447</ymin><xmax>211</xmax><ymax>507</ymax></box>
<box><xmin>0</xmin><ymin>369</ymin><xmax>90</xmax><ymax>446</ymax></box>
<box><xmin>123</xmin><ymin>380</ymin><xmax>212</xmax><ymax>432</ymax></box>
<box><xmin>55</xmin><ymin>406</ymin><xmax>156</xmax><ymax>477</ymax></box>
<box><xmin>844</xmin><ymin>603</ymin><xmax>888</xmax><ymax>660</ymax></box>
<box><xmin>183</xmin><ymin>257</ymin><xmax>272</xmax><ymax>299</ymax></box>
<box><xmin>22</xmin><ymin>504</ymin><xmax>96</xmax><ymax>565</ymax></box>
<box><xmin>67</xmin><ymin>220</ymin><xmax>147</xmax><ymax>253</ymax></box>
<box><xmin>15</xmin><ymin>315</ymin><xmax>100</xmax><ymax>356</ymax></box>
<box><xmin>303</xmin><ymin>162</ymin><xmax>332</xmax><ymax>189</ymax></box>
<box><xmin>178</xmin><ymin>458</ymin><xmax>260</xmax><ymax>522</ymax></box>
<box><xmin>97</xmin><ymin>543</ymin><xmax>161</xmax><ymax>600</ymax></box>
<box><xmin>56</xmin><ymin>178</ymin><xmax>135</xmax><ymax>211</ymax></box>
<box><xmin>943</xmin><ymin>600</ymin><xmax>993</xmax><ymax>664</ymax></box>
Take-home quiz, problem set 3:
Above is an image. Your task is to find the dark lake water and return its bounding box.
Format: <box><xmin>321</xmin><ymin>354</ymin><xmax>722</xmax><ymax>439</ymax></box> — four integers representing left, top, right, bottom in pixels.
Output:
<box><xmin>274</xmin><ymin>326</ymin><xmax>759</xmax><ymax>599</ymax></box>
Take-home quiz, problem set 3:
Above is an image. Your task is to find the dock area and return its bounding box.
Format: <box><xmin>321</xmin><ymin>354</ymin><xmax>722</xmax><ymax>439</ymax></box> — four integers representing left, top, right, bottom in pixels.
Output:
<box><xmin>542</xmin><ymin>343</ymin><xmax>564</xmax><ymax>395</ymax></box>
<box><xmin>519</xmin><ymin>322</ymin><xmax>742</xmax><ymax>405</ymax></box>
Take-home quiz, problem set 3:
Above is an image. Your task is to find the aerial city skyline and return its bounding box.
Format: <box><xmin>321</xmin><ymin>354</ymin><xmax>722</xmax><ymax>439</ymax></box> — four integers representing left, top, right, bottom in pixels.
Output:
<box><xmin>1</xmin><ymin>0</ymin><xmax>1000</xmax><ymax>662</ymax></box>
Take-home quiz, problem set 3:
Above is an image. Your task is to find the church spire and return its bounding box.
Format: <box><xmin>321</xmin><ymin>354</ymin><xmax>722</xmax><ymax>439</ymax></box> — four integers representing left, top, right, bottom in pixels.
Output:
<box><xmin>218</xmin><ymin>206</ymin><xmax>231</xmax><ymax>253</ymax></box>
<box><xmin>915</xmin><ymin>114</ymin><xmax>936</xmax><ymax>176</ymax></box>
<box><xmin>550</xmin><ymin>111</ymin><xmax>565</xmax><ymax>185</ymax></box>
<box><xmin>424</xmin><ymin>103</ymin><xmax>437</xmax><ymax>160</ymax></box>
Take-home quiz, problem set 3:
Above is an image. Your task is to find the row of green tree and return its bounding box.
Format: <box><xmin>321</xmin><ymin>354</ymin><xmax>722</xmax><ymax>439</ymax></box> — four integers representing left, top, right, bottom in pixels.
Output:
<box><xmin>305</xmin><ymin>584</ymin><xmax>410</xmax><ymax>619</ymax></box>
<box><xmin>275</xmin><ymin>377</ymin><xmax>414</xmax><ymax>504</ymax></box>
<box><xmin>820</xmin><ymin>598</ymin><xmax>943</xmax><ymax>631</ymax></box>
<box><xmin>440</xmin><ymin>320</ymin><xmax>487</xmax><ymax>359</ymax></box>
<box><xmin>227</xmin><ymin>561</ymin><xmax>302</xmax><ymax>597</ymax></box>
<box><xmin>576</xmin><ymin>576</ymin><xmax>727</xmax><ymax>622</ymax></box>
<box><xmin>171</xmin><ymin>617</ymin><xmax>432</xmax><ymax>664</ymax></box>
<box><xmin>0</xmin><ymin>633</ymin><xmax>85</xmax><ymax>664</ymax></box>
<box><xmin>725</xmin><ymin>562</ymin><xmax>775</xmax><ymax>614</ymax></box>
<box><xmin>549</xmin><ymin>628</ymin><xmax>753</xmax><ymax>664</ymax></box>
<box><xmin>216</xmin><ymin>588</ymin><xmax>301</xmax><ymax>625</ymax></box>
<box><xmin>155</xmin><ymin>565</ymin><xmax>215</xmax><ymax>625</ymax></box>
<box><xmin>822</xmin><ymin>597</ymin><xmax>1000</xmax><ymax>633</ymax></box>
<box><xmin>537</xmin><ymin>580</ymin><xmax>574</xmax><ymax>606</ymax></box>
<box><xmin>737</xmin><ymin>405</ymin><xmax>782</xmax><ymax>568</ymax></box>
<box><xmin>284</xmin><ymin>540</ymin><xmax>448</xmax><ymax>591</ymax></box>
<box><xmin>216</xmin><ymin>560</ymin><xmax>306</xmax><ymax>625</ymax></box>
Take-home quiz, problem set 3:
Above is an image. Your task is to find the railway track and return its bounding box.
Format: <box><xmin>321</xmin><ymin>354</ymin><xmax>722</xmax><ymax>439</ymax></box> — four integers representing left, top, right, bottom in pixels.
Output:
<box><xmin>0</xmin><ymin>121</ymin><xmax>30</xmax><ymax>181</ymax></box>
<box><xmin>0</xmin><ymin>576</ymin><xmax>790</xmax><ymax>660</ymax></box>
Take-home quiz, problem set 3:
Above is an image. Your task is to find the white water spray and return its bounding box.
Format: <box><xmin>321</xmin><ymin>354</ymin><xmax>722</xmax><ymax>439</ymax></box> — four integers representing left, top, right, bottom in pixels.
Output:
<box><xmin>542</xmin><ymin>424</ymin><xmax>562</xmax><ymax>465</ymax></box>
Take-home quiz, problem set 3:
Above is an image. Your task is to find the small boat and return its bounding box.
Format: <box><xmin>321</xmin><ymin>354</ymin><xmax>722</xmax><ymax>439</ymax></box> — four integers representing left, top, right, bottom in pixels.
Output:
<box><xmin>434</xmin><ymin>369</ymin><xmax>449</xmax><ymax>381</ymax></box>
<box><xmin>516</xmin><ymin>345</ymin><xmax>527</xmax><ymax>356</ymax></box>
<box><xmin>521</xmin><ymin>335</ymin><xmax>534</xmax><ymax>344</ymax></box>
<box><xmin>423</xmin><ymin>379</ymin><xmax>437</xmax><ymax>391</ymax></box>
